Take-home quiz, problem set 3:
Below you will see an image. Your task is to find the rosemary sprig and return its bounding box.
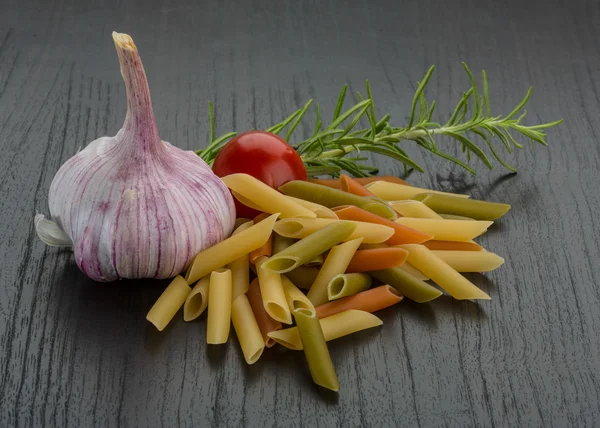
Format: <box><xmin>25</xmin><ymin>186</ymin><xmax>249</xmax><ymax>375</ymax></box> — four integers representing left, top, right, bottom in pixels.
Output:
<box><xmin>197</xmin><ymin>63</ymin><xmax>563</xmax><ymax>176</ymax></box>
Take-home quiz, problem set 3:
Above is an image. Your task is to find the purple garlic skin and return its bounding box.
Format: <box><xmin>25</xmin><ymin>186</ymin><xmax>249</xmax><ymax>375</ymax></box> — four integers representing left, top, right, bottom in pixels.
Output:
<box><xmin>35</xmin><ymin>32</ymin><xmax>235</xmax><ymax>282</ymax></box>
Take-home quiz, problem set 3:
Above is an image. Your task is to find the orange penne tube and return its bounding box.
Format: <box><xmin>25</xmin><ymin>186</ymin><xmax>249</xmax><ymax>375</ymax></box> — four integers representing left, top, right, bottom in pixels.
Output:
<box><xmin>308</xmin><ymin>176</ymin><xmax>408</xmax><ymax>189</ymax></box>
<box><xmin>423</xmin><ymin>240</ymin><xmax>484</xmax><ymax>251</ymax></box>
<box><xmin>339</xmin><ymin>174</ymin><xmax>376</xmax><ymax>197</ymax></box>
<box><xmin>246</xmin><ymin>278</ymin><xmax>282</xmax><ymax>347</ymax></box>
<box><xmin>315</xmin><ymin>285</ymin><xmax>403</xmax><ymax>318</ymax></box>
<box><xmin>249</xmin><ymin>213</ymin><xmax>273</xmax><ymax>263</ymax></box>
<box><xmin>333</xmin><ymin>205</ymin><xmax>432</xmax><ymax>245</ymax></box>
<box><xmin>346</xmin><ymin>248</ymin><xmax>408</xmax><ymax>273</ymax></box>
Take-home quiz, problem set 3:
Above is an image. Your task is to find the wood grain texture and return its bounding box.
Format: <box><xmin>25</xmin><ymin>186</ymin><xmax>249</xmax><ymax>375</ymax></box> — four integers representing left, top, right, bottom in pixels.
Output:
<box><xmin>1</xmin><ymin>0</ymin><xmax>599</xmax><ymax>426</ymax></box>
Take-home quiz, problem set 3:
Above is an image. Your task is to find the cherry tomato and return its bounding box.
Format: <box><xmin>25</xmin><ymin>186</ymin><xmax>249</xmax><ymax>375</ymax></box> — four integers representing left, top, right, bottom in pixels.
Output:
<box><xmin>212</xmin><ymin>131</ymin><xmax>307</xmax><ymax>218</ymax></box>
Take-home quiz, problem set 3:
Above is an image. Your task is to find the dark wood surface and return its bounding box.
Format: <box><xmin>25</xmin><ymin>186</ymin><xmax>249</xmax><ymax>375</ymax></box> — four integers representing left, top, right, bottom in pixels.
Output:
<box><xmin>1</xmin><ymin>0</ymin><xmax>598</xmax><ymax>426</ymax></box>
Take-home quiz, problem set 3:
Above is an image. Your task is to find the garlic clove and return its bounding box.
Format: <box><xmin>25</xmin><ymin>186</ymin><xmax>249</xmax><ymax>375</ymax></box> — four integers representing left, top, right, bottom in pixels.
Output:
<box><xmin>34</xmin><ymin>214</ymin><xmax>73</xmax><ymax>247</ymax></box>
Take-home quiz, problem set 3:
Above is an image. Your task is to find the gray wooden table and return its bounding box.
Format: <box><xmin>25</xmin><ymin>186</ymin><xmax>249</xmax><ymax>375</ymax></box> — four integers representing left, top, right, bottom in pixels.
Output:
<box><xmin>1</xmin><ymin>0</ymin><xmax>598</xmax><ymax>426</ymax></box>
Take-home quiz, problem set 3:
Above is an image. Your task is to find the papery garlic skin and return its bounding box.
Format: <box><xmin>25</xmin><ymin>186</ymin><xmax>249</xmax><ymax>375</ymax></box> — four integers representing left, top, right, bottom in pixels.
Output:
<box><xmin>35</xmin><ymin>32</ymin><xmax>235</xmax><ymax>282</ymax></box>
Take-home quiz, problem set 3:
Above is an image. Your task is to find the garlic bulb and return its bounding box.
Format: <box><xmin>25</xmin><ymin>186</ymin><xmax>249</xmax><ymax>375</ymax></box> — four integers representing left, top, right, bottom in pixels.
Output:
<box><xmin>35</xmin><ymin>32</ymin><xmax>235</xmax><ymax>282</ymax></box>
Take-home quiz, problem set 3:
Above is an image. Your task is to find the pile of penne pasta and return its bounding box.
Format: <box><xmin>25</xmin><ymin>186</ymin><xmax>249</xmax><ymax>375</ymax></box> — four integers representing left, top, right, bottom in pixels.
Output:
<box><xmin>146</xmin><ymin>173</ymin><xmax>510</xmax><ymax>392</ymax></box>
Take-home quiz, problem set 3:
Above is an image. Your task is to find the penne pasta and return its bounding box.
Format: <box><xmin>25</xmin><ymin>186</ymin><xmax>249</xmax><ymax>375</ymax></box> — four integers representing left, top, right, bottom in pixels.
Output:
<box><xmin>308</xmin><ymin>176</ymin><xmax>408</xmax><ymax>189</ymax></box>
<box><xmin>371</xmin><ymin>267</ymin><xmax>442</xmax><ymax>303</ymax></box>
<box><xmin>307</xmin><ymin>238</ymin><xmax>363</xmax><ymax>306</ymax></box>
<box><xmin>365</xmin><ymin>181</ymin><xmax>470</xmax><ymax>201</ymax></box>
<box><xmin>293</xmin><ymin>308</ymin><xmax>340</xmax><ymax>392</ymax></box>
<box><xmin>279</xmin><ymin>180</ymin><xmax>397</xmax><ymax>220</ymax></box>
<box><xmin>284</xmin><ymin>266</ymin><xmax>319</xmax><ymax>290</ymax></box>
<box><xmin>281</xmin><ymin>276</ymin><xmax>315</xmax><ymax>312</ymax></box>
<box><xmin>315</xmin><ymin>285</ymin><xmax>403</xmax><ymax>318</ymax></box>
<box><xmin>186</xmin><ymin>213</ymin><xmax>279</xmax><ymax>284</ymax></box>
<box><xmin>430</xmin><ymin>250</ymin><xmax>505</xmax><ymax>272</ymax></box>
<box><xmin>284</xmin><ymin>195</ymin><xmax>338</xmax><ymax>219</ymax></box>
<box><xmin>346</xmin><ymin>248</ymin><xmax>408</xmax><ymax>273</ymax></box>
<box><xmin>229</xmin><ymin>254</ymin><xmax>250</xmax><ymax>299</ymax></box>
<box><xmin>183</xmin><ymin>276</ymin><xmax>210</xmax><ymax>322</ymax></box>
<box><xmin>247</xmin><ymin>278</ymin><xmax>282</xmax><ymax>348</ymax></box>
<box><xmin>389</xmin><ymin>200</ymin><xmax>443</xmax><ymax>219</ymax></box>
<box><xmin>147</xmin><ymin>275</ymin><xmax>191</xmax><ymax>331</ymax></box>
<box><xmin>327</xmin><ymin>273</ymin><xmax>372</xmax><ymax>300</ymax></box>
<box><xmin>249</xmin><ymin>213</ymin><xmax>274</xmax><ymax>263</ymax></box>
<box><xmin>222</xmin><ymin>173</ymin><xmax>316</xmax><ymax>219</ymax></box>
<box><xmin>358</xmin><ymin>243</ymin><xmax>388</xmax><ymax>250</ymax></box>
<box><xmin>423</xmin><ymin>240</ymin><xmax>484</xmax><ymax>251</ymax></box>
<box><xmin>227</xmin><ymin>221</ymin><xmax>253</xmax><ymax>299</ymax></box>
<box><xmin>333</xmin><ymin>205</ymin><xmax>433</xmax><ymax>245</ymax></box>
<box><xmin>400</xmin><ymin>263</ymin><xmax>430</xmax><ymax>281</ymax></box>
<box><xmin>232</xmin><ymin>294</ymin><xmax>265</xmax><ymax>364</ymax></box>
<box><xmin>395</xmin><ymin>218</ymin><xmax>493</xmax><ymax>242</ymax></box>
<box><xmin>273</xmin><ymin>218</ymin><xmax>395</xmax><ymax>244</ymax></box>
<box><xmin>272</xmin><ymin>233</ymin><xmax>297</xmax><ymax>254</ymax></box>
<box><xmin>256</xmin><ymin>255</ymin><xmax>293</xmax><ymax>324</ymax></box>
<box><xmin>231</xmin><ymin>191</ymin><xmax>264</xmax><ymax>211</ymax></box>
<box><xmin>412</xmin><ymin>193</ymin><xmax>511</xmax><ymax>221</ymax></box>
<box><xmin>268</xmin><ymin>309</ymin><xmax>383</xmax><ymax>351</ymax></box>
<box><xmin>234</xmin><ymin>217</ymin><xmax>252</xmax><ymax>229</ymax></box>
<box><xmin>207</xmin><ymin>269</ymin><xmax>233</xmax><ymax>344</ymax></box>
<box><xmin>339</xmin><ymin>174</ymin><xmax>377</xmax><ymax>197</ymax></box>
<box><xmin>439</xmin><ymin>214</ymin><xmax>474</xmax><ymax>220</ymax></box>
<box><xmin>305</xmin><ymin>254</ymin><xmax>324</xmax><ymax>267</ymax></box>
<box><xmin>399</xmin><ymin>244</ymin><xmax>490</xmax><ymax>300</ymax></box>
<box><xmin>262</xmin><ymin>221</ymin><xmax>357</xmax><ymax>273</ymax></box>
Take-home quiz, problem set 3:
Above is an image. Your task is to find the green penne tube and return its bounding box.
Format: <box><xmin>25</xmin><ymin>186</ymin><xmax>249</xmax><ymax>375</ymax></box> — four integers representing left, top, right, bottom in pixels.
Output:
<box><xmin>305</xmin><ymin>254</ymin><xmax>324</xmax><ymax>266</ymax></box>
<box><xmin>273</xmin><ymin>234</ymin><xmax>297</xmax><ymax>254</ymax></box>
<box><xmin>273</xmin><ymin>234</ymin><xmax>322</xmax><ymax>265</ymax></box>
<box><xmin>293</xmin><ymin>308</ymin><xmax>340</xmax><ymax>392</ymax></box>
<box><xmin>327</xmin><ymin>273</ymin><xmax>372</xmax><ymax>300</ymax></box>
<box><xmin>262</xmin><ymin>222</ymin><xmax>357</xmax><ymax>274</ymax></box>
<box><xmin>284</xmin><ymin>266</ymin><xmax>319</xmax><ymax>290</ymax></box>
<box><xmin>279</xmin><ymin>181</ymin><xmax>397</xmax><ymax>220</ymax></box>
<box><xmin>370</xmin><ymin>267</ymin><xmax>442</xmax><ymax>303</ymax></box>
<box><xmin>412</xmin><ymin>193</ymin><xmax>511</xmax><ymax>221</ymax></box>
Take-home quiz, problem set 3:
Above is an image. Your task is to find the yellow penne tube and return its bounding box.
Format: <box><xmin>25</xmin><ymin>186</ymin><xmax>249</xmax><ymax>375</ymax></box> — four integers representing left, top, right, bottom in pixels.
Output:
<box><xmin>274</xmin><ymin>218</ymin><xmax>394</xmax><ymax>244</ymax></box>
<box><xmin>222</xmin><ymin>173</ymin><xmax>315</xmax><ymax>219</ymax></box>
<box><xmin>183</xmin><ymin>276</ymin><xmax>210</xmax><ymax>321</ymax></box>
<box><xmin>307</xmin><ymin>238</ymin><xmax>363</xmax><ymax>306</ymax></box>
<box><xmin>389</xmin><ymin>200</ymin><xmax>443</xmax><ymax>219</ymax></box>
<box><xmin>256</xmin><ymin>255</ymin><xmax>293</xmax><ymax>324</ymax></box>
<box><xmin>268</xmin><ymin>309</ymin><xmax>383</xmax><ymax>350</ymax></box>
<box><xmin>365</xmin><ymin>181</ymin><xmax>470</xmax><ymax>201</ymax></box>
<box><xmin>281</xmin><ymin>275</ymin><xmax>315</xmax><ymax>312</ymax></box>
<box><xmin>399</xmin><ymin>263</ymin><xmax>430</xmax><ymax>281</ymax></box>
<box><xmin>284</xmin><ymin>195</ymin><xmax>338</xmax><ymax>219</ymax></box>
<box><xmin>399</xmin><ymin>244</ymin><xmax>490</xmax><ymax>300</ymax></box>
<box><xmin>229</xmin><ymin>254</ymin><xmax>250</xmax><ymax>299</ymax></box>
<box><xmin>232</xmin><ymin>294</ymin><xmax>265</xmax><ymax>364</ymax></box>
<box><xmin>431</xmin><ymin>250</ymin><xmax>505</xmax><ymax>272</ymax></box>
<box><xmin>147</xmin><ymin>275</ymin><xmax>191</xmax><ymax>331</ymax></box>
<box><xmin>395</xmin><ymin>218</ymin><xmax>493</xmax><ymax>242</ymax></box>
<box><xmin>227</xmin><ymin>221</ymin><xmax>252</xmax><ymax>299</ymax></box>
<box><xmin>207</xmin><ymin>269</ymin><xmax>233</xmax><ymax>344</ymax></box>
<box><xmin>186</xmin><ymin>214</ymin><xmax>279</xmax><ymax>284</ymax></box>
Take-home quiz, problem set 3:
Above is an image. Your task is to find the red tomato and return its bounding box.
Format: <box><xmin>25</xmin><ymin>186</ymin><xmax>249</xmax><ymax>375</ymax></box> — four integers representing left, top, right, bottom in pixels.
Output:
<box><xmin>212</xmin><ymin>131</ymin><xmax>307</xmax><ymax>218</ymax></box>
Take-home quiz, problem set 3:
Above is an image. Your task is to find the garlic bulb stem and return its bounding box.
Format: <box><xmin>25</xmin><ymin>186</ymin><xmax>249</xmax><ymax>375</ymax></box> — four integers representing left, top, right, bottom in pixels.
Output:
<box><xmin>113</xmin><ymin>32</ymin><xmax>162</xmax><ymax>154</ymax></box>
